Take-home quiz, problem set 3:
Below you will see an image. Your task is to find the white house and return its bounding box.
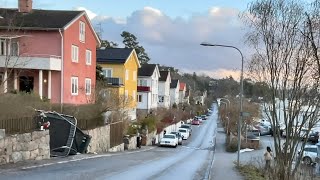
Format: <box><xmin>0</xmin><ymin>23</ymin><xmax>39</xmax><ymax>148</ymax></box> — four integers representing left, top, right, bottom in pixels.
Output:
<box><xmin>170</xmin><ymin>79</ymin><xmax>180</xmax><ymax>107</ymax></box>
<box><xmin>137</xmin><ymin>64</ymin><xmax>160</xmax><ymax>114</ymax></box>
<box><xmin>158</xmin><ymin>70</ymin><xmax>171</xmax><ymax>109</ymax></box>
<box><xmin>179</xmin><ymin>82</ymin><xmax>186</xmax><ymax>104</ymax></box>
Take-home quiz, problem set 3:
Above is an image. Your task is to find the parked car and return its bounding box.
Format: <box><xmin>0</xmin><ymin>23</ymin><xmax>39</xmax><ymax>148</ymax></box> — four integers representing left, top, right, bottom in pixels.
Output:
<box><xmin>195</xmin><ymin>116</ymin><xmax>203</xmax><ymax>123</ymax></box>
<box><xmin>159</xmin><ymin>134</ymin><xmax>178</xmax><ymax>147</ymax></box>
<box><xmin>178</xmin><ymin>128</ymin><xmax>190</xmax><ymax>140</ymax></box>
<box><xmin>298</xmin><ymin>145</ymin><xmax>318</xmax><ymax>165</ymax></box>
<box><xmin>169</xmin><ymin>132</ymin><xmax>182</xmax><ymax>145</ymax></box>
<box><xmin>181</xmin><ymin>124</ymin><xmax>192</xmax><ymax>135</ymax></box>
<box><xmin>201</xmin><ymin>115</ymin><xmax>207</xmax><ymax>120</ymax></box>
<box><xmin>255</xmin><ymin>123</ymin><xmax>271</xmax><ymax>136</ymax></box>
<box><xmin>283</xmin><ymin>127</ymin><xmax>308</xmax><ymax>140</ymax></box>
<box><xmin>308</xmin><ymin>131</ymin><xmax>319</xmax><ymax>144</ymax></box>
<box><xmin>192</xmin><ymin>119</ymin><xmax>200</xmax><ymax>125</ymax></box>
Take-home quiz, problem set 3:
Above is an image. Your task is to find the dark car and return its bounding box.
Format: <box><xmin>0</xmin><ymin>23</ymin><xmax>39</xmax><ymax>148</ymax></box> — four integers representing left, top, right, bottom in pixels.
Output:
<box><xmin>308</xmin><ymin>131</ymin><xmax>319</xmax><ymax>144</ymax></box>
<box><xmin>201</xmin><ymin>115</ymin><xmax>207</xmax><ymax>120</ymax></box>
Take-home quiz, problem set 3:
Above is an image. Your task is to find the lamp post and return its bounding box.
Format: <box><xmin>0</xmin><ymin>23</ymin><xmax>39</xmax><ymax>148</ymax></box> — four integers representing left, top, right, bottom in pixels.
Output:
<box><xmin>200</xmin><ymin>42</ymin><xmax>244</xmax><ymax>166</ymax></box>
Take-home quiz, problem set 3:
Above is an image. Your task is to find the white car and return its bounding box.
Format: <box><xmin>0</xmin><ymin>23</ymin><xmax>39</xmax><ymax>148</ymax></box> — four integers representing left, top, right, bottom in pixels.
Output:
<box><xmin>299</xmin><ymin>145</ymin><xmax>317</xmax><ymax>165</ymax></box>
<box><xmin>178</xmin><ymin>128</ymin><xmax>190</xmax><ymax>140</ymax></box>
<box><xmin>160</xmin><ymin>134</ymin><xmax>178</xmax><ymax>147</ymax></box>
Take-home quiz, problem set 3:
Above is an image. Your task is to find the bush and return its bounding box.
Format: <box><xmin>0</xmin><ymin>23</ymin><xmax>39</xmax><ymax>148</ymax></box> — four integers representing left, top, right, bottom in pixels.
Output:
<box><xmin>236</xmin><ymin>164</ymin><xmax>264</xmax><ymax>180</ymax></box>
<box><xmin>226</xmin><ymin>140</ymin><xmax>238</xmax><ymax>152</ymax></box>
<box><xmin>139</xmin><ymin>116</ymin><xmax>157</xmax><ymax>132</ymax></box>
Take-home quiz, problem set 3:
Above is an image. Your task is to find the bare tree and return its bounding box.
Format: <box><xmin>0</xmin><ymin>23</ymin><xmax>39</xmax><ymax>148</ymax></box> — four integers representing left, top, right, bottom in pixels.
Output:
<box><xmin>243</xmin><ymin>0</ymin><xmax>320</xmax><ymax>179</ymax></box>
<box><xmin>0</xmin><ymin>10</ymin><xmax>31</xmax><ymax>94</ymax></box>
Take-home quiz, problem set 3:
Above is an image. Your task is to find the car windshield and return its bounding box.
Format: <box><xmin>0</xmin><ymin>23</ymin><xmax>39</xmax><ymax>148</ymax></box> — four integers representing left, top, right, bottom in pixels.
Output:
<box><xmin>181</xmin><ymin>125</ymin><xmax>190</xmax><ymax>128</ymax></box>
<box><xmin>163</xmin><ymin>135</ymin><xmax>175</xmax><ymax>139</ymax></box>
<box><xmin>179</xmin><ymin>129</ymin><xmax>187</xmax><ymax>133</ymax></box>
<box><xmin>305</xmin><ymin>147</ymin><xmax>317</xmax><ymax>153</ymax></box>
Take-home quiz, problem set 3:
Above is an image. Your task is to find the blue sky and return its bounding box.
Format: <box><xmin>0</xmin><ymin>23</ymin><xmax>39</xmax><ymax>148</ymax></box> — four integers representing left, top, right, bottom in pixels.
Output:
<box><xmin>1</xmin><ymin>0</ymin><xmax>254</xmax><ymax>79</ymax></box>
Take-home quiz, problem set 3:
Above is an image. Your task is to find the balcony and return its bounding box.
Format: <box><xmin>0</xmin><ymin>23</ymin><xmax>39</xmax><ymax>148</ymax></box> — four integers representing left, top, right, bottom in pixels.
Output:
<box><xmin>0</xmin><ymin>54</ymin><xmax>61</xmax><ymax>71</ymax></box>
<box><xmin>106</xmin><ymin>77</ymin><xmax>123</xmax><ymax>86</ymax></box>
<box><xmin>137</xmin><ymin>86</ymin><xmax>151</xmax><ymax>92</ymax></box>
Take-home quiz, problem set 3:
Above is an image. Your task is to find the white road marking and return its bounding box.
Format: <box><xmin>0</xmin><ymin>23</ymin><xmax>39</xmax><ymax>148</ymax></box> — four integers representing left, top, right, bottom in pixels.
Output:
<box><xmin>20</xmin><ymin>147</ymin><xmax>156</xmax><ymax>170</ymax></box>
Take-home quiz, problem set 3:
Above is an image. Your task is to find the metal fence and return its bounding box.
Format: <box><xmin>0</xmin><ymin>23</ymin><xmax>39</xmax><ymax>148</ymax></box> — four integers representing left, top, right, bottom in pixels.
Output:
<box><xmin>110</xmin><ymin>121</ymin><xmax>124</xmax><ymax>147</ymax></box>
<box><xmin>0</xmin><ymin>116</ymin><xmax>37</xmax><ymax>134</ymax></box>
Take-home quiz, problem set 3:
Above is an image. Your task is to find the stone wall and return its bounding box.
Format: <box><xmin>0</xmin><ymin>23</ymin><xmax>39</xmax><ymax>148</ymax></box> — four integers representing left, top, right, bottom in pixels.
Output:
<box><xmin>0</xmin><ymin>130</ymin><xmax>50</xmax><ymax>165</ymax></box>
<box><xmin>108</xmin><ymin>143</ymin><xmax>124</xmax><ymax>152</ymax></box>
<box><xmin>124</xmin><ymin>136</ymin><xmax>137</xmax><ymax>150</ymax></box>
<box><xmin>85</xmin><ymin>125</ymin><xmax>110</xmax><ymax>153</ymax></box>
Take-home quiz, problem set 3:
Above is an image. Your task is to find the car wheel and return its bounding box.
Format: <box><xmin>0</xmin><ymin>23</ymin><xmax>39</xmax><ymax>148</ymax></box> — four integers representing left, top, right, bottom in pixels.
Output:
<box><xmin>303</xmin><ymin>157</ymin><xmax>312</xmax><ymax>165</ymax></box>
<box><xmin>174</xmin><ymin>144</ymin><xmax>177</xmax><ymax>148</ymax></box>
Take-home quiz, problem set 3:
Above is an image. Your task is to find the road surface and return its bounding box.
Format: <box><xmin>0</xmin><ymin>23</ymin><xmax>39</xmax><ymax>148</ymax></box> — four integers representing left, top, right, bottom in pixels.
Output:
<box><xmin>0</xmin><ymin>105</ymin><xmax>218</xmax><ymax>180</ymax></box>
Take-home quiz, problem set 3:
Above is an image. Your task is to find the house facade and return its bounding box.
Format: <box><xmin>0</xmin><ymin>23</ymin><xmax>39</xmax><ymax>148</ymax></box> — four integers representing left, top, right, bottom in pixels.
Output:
<box><xmin>96</xmin><ymin>48</ymin><xmax>140</xmax><ymax>120</ymax></box>
<box><xmin>158</xmin><ymin>70</ymin><xmax>171</xmax><ymax>109</ymax></box>
<box><xmin>179</xmin><ymin>82</ymin><xmax>186</xmax><ymax>104</ymax></box>
<box><xmin>170</xmin><ymin>79</ymin><xmax>180</xmax><ymax>107</ymax></box>
<box><xmin>0</xmin><ymin>0</ymin><xmax>100</xmax><ymax>104</ymax></box>
<box><xmin>137</xmin><ymin>64</ymin><xmax>160</xmax><ymax>115</ymax></box>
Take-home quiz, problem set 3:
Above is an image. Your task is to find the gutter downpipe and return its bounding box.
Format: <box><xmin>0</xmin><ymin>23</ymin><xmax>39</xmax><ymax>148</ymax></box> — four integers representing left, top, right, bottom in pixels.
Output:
<box><xmin>59</xmin><ymin>29</ymin><xmax>64</xmax><ymax>112</ymax></box>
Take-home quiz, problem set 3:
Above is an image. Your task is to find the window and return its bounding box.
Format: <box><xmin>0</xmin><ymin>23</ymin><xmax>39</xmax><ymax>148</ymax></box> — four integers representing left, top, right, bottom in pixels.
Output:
<box><xmin>0</xmin><ymin>39</ymin><xmax>19</xmax><ymax>56</ymax></box>
<box><xmin>79</xmin><ymin>21</ymin><xmax>85</xmax><ymax>42</ymax></box>
<box><xmin>0</xmin><ymin>39</ymin><xmax>5</xmax><ymax>55</ymax></box>
<box><xmin>125</xmin><ymin>70</ymin><xmax>129</xmax><ymax>80</ymax></box>
<box><xmin>138</xmin><ymin>79</ymin><xmax>147</xmax><ymax>86</ymax></box>
<box><xmin>85</xmin><ymin>78</ymin><xmax>91</xmax><ymax>95</ymax></box>
<box><xmin>133</xmin><ymin>91</ymin><xmax>136</xmax><ymax>101</ymax></box>
<box><xmin>159</xmin><ymin>96</ymin><xmax>164</xmax><ymax>103</ymax></box>
<box><xmin>102</xmin><ymin>68</ymin><xmax>112</xmax><ymax>78</ymax></box>
<box><xmin>0</xmin><ymin>73</ymin><xmax>3</xmax><ymax>83</ymax></box>
<box><xmin>138</xmin><ymin>95</ymin><xmax>142</xmax><ymax>102</ymax></box>
<box><xmin>86</xmin><ymin>50</ymin><xmax>92</xmax><ymax>65</ymax></box>
<box><xmin>71</xmin><ymin>77</ymin><xmax>78</xmax><ymax>95</ymax></box>
<box><xmin>71</xmin><ymin>45</ymin><xmax>79</xmax><ymax>62</ymax></box>
<box><xmin>133</xmin><ymin>71</ymin><xmax>136</xmax><ymax>81</ymax></box>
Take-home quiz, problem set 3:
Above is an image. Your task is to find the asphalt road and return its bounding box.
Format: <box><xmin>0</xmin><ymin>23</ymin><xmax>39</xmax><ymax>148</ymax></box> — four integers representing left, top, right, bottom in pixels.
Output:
<box><xmin>0</xmin><ymin>105</ymin><xmax>218</xmax><ymax>180</ymax></box>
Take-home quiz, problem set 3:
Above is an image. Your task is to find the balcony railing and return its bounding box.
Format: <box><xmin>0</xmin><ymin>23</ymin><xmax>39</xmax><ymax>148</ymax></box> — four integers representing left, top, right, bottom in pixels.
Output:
<box><xmin>106</xmin><ymin>77</ymin><xmax>123</xmax><ymax>86</ymax></box>
<box><xmin>137</xmin><ymin>86</ymin><xmax>151</xmax><ymax>92</ymax></box>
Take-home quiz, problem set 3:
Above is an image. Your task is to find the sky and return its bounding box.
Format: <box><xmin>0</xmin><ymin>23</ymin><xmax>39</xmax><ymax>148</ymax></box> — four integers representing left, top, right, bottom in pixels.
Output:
<box><xmin>1</xmin><ymin>0</ymin><xmax>254</xmax><ymax>79</ymax></box>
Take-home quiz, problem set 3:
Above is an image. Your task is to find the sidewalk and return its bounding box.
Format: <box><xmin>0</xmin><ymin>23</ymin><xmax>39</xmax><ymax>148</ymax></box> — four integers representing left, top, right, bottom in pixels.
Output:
<box><xmin>211</xmin><ymin>122</ymin><xmax>244</xmax><ymax>180</ymax></box>
<box><xmin>0</xmin><ymin>146</ymin><xmax>155</xmax><ymax>174</ymax></box>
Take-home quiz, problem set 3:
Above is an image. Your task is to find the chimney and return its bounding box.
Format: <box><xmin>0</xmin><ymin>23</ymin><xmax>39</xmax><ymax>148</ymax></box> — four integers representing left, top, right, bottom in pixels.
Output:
<box><xmin>18</xmin><ymin>0</ymin><xmax>33</xmax><ymax>13</ymax></box>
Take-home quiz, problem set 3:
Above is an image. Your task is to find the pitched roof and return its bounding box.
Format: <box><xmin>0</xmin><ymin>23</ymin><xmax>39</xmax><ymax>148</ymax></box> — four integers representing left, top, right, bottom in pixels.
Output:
<box><xmin>138</xmin><ymin>64</ymin><xmax>157</xmax><ymax>77</ymax></box>
<box><xmin>0</xmin><ymin>8</ymin><xmax>82</xmax><ymax>29</ymax></box>
<box><xmin>159</xmin><ymin>71</ymin><xmax>169</xmax><ymax>81</ymax></box>
<box><xmin>96</xmin><ymin>48</ymin><xmax>134</xmax><ymax>64</ymax></box>
<box><xmin>179</xmin><ymin>83</ymin><xmax>186</xmax><ymax>91</ymax></box>
<box><xmin>170</xmin><ymin>79</ymin><xmax>179</xmax><ymax>89</ymax></box>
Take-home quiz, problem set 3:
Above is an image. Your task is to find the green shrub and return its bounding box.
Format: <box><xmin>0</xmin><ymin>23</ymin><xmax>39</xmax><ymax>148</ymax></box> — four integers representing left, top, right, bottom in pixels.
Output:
<box><xmin>236</xmin><ymin>164</ymin><xmax>264</xmax><ymax>180</ymax></box>
<box><xmin>138</xmin><ymin>115</ymin><xmax>157</xmax><ymax>132</ymax></box>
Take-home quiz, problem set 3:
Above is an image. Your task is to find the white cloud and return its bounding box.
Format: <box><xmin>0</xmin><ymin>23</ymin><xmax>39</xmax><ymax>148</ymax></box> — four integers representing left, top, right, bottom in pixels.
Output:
<box><xmin>94</xmin><ymin>6</ymin><xmax>251</xmax><ymax>79</ymax></box>
<box><xmin>74</xmin><ymin>7</ymin><xmax>97</xmax><ymax>20</ymax></box>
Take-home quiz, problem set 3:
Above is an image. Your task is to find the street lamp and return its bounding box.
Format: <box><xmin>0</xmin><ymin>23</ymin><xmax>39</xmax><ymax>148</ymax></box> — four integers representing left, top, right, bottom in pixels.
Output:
<box><xmin>200</xmin><ymin>42</ymin><xmax>244</xmax><ymax>166</ymax></box>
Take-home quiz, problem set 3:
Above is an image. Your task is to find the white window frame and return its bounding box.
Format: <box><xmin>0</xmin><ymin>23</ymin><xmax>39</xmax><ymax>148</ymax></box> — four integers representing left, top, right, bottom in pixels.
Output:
<box><xmin>0</xmin><ymin>39</ymin><xmax>6</xmax><ymax>55</ymax></box>
<box><xmin>138</xmin><ymin>79</ymin><xmax>147</xmax><ymax>86</ymax></box>
<box><xmin>79</xmin><ymin>21</ymin><xmax>86</xmax><ymax>42</ymax></box>
<box><xmin>71</xmin><ymin>77</ymin><xmax>78</xmax><ymax>95</ymax></box>
<box><xmin>133</xmin><ymin>71</ymin><xmax>136</xmax><ymax>81</ymax></box>
<box><xmin>102</xmin><ymin>68</ymin><xmax>113</xmax><ymax>78</ymax></box>
<box><xmin>86</xmin><ymin>49</ymin><xmax>92</xmax><ymax>65</ymax></box>
<box><xmin>125</xmin><ymin>70</ymin><xmax>129</xmax><ymax>81</ymax></box>
<box><xmin>71</xmin><ymin>45</ymin><xmax>79</xmax><ymax>63</ymax></box>
<box><xmin>85</xmin><ymin>78</ymin><xmax>91</xmax><ymax>95</ymax></box>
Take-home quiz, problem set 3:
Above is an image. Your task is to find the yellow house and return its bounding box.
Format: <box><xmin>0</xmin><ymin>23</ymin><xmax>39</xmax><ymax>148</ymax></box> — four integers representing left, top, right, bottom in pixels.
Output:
<box><xmin>96</xmin><ymin>48</ymin><xmax>141</xmax><ymax>120</ymax></box>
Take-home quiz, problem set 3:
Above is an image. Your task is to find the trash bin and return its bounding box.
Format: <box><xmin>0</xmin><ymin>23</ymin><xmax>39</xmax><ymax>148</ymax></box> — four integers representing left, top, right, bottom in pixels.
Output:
<box><xmin>123</xmin><ymin>136</ymin><xmax>129</xmax><ymax>150</ymax></box>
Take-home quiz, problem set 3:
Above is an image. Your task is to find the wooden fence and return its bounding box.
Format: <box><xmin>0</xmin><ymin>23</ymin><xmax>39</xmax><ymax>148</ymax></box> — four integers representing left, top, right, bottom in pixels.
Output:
<box><xmin>77</xmin><ymin>117</ymin><xmax>105</xmax><ymax>130</ymax></box>
<box><xmin>110</xmin><ymin>121</ymin><xmax>124</xmax><ymax>147</ymax></box>
<box><xmin>0</xmin><ymin>117</ymin><xmax>37</xmax><ymax>134</ymax></box>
